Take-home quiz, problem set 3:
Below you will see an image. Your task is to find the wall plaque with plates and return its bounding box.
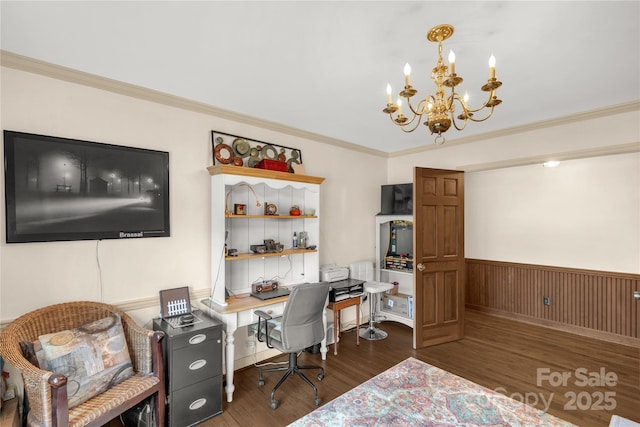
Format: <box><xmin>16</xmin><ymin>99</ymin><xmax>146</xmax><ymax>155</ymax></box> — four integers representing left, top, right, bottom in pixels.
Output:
<box><xmin>211</xmin><ymin>130</ymin><xmax>303</xmax><ymax>172</ymax></box>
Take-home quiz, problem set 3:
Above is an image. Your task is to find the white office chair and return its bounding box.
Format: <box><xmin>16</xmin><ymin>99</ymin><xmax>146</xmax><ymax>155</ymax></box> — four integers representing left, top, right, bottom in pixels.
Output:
<box><xmin>349</xmin><ymin>262</ymin><xmax>394</xmax><ymax>340</ymax></box>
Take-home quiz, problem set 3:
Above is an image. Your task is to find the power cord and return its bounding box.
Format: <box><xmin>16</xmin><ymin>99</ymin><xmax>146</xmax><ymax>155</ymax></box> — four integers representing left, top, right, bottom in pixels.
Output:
<box><xmin>95</xmin><ymin>240</ymin><xmax>104</xmax><ymax>302</ymax></box>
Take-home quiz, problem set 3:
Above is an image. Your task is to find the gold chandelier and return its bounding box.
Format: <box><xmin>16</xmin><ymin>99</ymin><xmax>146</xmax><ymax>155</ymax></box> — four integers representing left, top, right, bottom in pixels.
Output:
<box><xmin>383</xmin><ymin>24</ymin><xmax>503</xmax><ymax>144</ymax></box>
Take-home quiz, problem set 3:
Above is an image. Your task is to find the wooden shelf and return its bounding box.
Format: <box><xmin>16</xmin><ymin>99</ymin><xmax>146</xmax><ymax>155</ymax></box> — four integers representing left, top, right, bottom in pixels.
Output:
<box><xmin>209</xmin><ymin>166</ymin><xmax>323</xmax><ymax>306</ymax></box>
<box><xmin>208</xmin><ymin>164</ymin><xmax>325</xmax><ymax>185</ymax></box>
<box><xmin>226</xmin><ymin>248</ymin><xmax>317</xmax><ymax>261</ymax></box>
<box><xmin>225</xmin><ymin>214</ymin><xmax>317</xmax><ymax>219</ymax></box>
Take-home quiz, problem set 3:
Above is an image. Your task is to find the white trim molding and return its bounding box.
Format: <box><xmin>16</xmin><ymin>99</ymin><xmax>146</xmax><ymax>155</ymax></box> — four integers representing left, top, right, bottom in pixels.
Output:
<box><xmin>0</xmin><ymin>50</ymin><xmax>386</xmax><ymax>158</ymax></box>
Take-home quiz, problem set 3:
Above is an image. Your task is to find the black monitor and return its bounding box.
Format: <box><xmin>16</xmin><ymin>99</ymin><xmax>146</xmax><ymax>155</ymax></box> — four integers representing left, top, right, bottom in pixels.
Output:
<box><xmin>379</xmin><ymin>183</ymin><xmax>413</xmax><ymax>215</ymax></box>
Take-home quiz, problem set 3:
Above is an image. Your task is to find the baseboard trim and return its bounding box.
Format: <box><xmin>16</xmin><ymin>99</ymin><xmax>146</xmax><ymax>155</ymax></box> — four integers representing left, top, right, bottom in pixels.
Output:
<box><xmin>466</xmin><ymin>305</ymin><xmax>640</xmax><ymax>348</ymax></box>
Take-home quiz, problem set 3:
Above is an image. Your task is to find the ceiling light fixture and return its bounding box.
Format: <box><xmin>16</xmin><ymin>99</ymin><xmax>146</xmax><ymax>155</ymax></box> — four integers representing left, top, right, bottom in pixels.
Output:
<box><xmin>543</xmin><ymin>161</ymin><xmax>561</xmax><ymax>168</ymax></box>
<box><xmin>383</xmin><ymin>24</ymin><xmax>503</xmax><ymax>144</ymax></box>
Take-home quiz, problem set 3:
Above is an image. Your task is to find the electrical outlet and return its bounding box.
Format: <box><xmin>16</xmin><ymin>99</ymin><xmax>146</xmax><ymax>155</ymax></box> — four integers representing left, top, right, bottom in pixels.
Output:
<box><xmin>246</xmin><ymin>340</ymin><xmax>255</xmax><ymax>349</ymax></box>
<box><xmin>543</xmin><ymin>296</ymin><xmax>551</xmax><ymax>306</ymax></box>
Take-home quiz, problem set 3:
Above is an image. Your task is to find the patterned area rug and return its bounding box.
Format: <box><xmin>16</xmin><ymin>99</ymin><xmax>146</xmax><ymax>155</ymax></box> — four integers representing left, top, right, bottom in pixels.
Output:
<box><xmin>289</xmin><ymin>357</ymin><xmax>574</xmax><ymax>427</ymax></box>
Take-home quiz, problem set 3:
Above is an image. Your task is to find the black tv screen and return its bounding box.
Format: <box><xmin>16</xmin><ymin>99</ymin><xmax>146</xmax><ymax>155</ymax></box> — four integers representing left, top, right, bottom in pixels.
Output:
<box><xmin>379</xmin><ymin>183</ymin><xmax>413</xmax><ymax>215</ymax></box>
<box><xmin>3</xmin><ymin>131</ymin><xmax>170</xmax><ymax>243</ymax></box>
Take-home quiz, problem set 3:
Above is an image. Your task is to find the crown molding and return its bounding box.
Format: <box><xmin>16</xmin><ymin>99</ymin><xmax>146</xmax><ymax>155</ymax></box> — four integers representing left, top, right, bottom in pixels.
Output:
<box><xmin>459</xmin><ymin>141</ymin><xmax>640</xmax><ymax>172</ymax></box>
<box><xmin>388</xmin><ymin>100</ymin><xmax>640</xmax><ymax>159</ymax></box>
<box><xmin>0</xmin><ymin>50</ymin><xmax>387</xmax><ymax>158</ymax></box>
<box><xmin>2</xmin><ymin>50</ymin><xmax>637</xmax><ymax>162</ymax></box>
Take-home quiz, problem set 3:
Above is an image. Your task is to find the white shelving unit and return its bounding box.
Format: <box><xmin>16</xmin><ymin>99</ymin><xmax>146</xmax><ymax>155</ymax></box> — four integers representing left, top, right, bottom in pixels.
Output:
<box><xmin>208</xmin><ymin>165</ymin><xmax>324</xmax><ymax>306</ymax></box>
<box><xmin>375</xmin><ymin>214</ymin><xmax>414</xmax><ymax>328</ymax></box>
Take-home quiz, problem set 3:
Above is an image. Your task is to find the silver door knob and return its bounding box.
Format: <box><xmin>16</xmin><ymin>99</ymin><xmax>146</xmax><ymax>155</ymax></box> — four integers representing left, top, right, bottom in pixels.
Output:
<box><xmin>416</xmin><ymin>263</ymin><xmax>426</xmax><ymax>272</ymax></box>
<box><xmin>634</xmin><ymin>291</ymin><xmax>640</xmax><ymax>301</ymax></box>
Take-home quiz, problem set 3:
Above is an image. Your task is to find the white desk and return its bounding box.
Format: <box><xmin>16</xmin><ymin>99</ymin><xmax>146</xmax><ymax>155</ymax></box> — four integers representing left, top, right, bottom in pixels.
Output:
<box><xmin>201</xmin><ymin>293</ymin><xmax>327</xmax><ymax>402</ymax></box>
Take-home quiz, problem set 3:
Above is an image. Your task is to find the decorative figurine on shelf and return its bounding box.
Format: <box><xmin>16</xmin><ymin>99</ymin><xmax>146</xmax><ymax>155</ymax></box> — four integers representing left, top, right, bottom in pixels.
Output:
<box><xmin>265</xmin><ymin>203</ymin><xmax>278</xmax><ymax>215</ymax></box>
<box><xmin>234</xmin><ymin>204</ymin><xmax>246</xmax><ymax>215</ymax></box>
<box><xmin>290</xmin><ymin>205</ymin><xmax>301</xmax><ymax>216</ymax></box>
<box><xmin>299</xmin><ymin>231</ymin><xmax>308</xmax><ymax>248</ymax></box>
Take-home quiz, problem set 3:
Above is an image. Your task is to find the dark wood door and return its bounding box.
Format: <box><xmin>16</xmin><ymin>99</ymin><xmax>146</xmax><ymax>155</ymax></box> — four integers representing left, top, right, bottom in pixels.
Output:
<box><xmin>413</xmin><ymin>167</ymin><xmax>465</xmax><ymax>348</ymax></box>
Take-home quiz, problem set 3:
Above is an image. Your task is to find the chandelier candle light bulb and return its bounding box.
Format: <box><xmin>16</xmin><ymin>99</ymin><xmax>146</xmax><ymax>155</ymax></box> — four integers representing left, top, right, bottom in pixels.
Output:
<box><xmin>403</xmin><ymin>63</ymin><xmax>412</xmax><ymax>86</ymax></box>
<box><xmin>489</xmin><ymin>54</ymin><xmax>496</xmax><ymax>79</ymax></box>
<box><xmin>448</xmin><ymin>50</ymin><xmax>456</xmax><ymax>74</ymax></box>
<box><xmin>382</xmin><ymin>24</ymin><xmax>503</xmax><ymax>144</ymax></box>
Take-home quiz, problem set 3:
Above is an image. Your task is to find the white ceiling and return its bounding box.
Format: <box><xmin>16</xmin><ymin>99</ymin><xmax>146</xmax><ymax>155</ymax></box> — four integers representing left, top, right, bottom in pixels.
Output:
<box><xmin>1</xmin><ymin>1</ymin><xmax>639</xmax><ymax>154</ymax></box>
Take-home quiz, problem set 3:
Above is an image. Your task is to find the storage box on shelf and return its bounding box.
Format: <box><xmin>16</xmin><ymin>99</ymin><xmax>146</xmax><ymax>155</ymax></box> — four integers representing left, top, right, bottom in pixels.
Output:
<box><xmin>381</xmin><ymin>292</ymin><xmax>414</xmax><ymax>319</ymax></box>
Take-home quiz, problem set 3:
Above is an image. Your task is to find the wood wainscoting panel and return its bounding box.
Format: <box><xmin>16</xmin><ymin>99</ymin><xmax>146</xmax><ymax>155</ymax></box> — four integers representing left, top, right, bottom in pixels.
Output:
<box><xmin>466</xmin><ymin>259</ymin><xmax>640</xmax><ymax>342</ymax></box>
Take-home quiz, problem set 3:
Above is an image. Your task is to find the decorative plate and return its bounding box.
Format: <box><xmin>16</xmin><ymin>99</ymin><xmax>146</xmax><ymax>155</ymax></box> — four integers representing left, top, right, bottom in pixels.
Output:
<box><xmin>261</xmin><ymin>144</ymin><xmax>278</xmax><ymax>160</ymax></box>
<box><xmin>232</xmin><ymin>138</ymin><xmax>250</xmax><ymax>158</ymax></box>
<box><xmin>214</xmin><ymin>143</ymin><xmax>235</xmax><ymax>164</ymax></box>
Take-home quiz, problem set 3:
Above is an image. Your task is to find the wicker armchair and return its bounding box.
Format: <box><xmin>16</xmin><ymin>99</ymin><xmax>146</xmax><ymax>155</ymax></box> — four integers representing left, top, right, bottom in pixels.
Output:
<box><xmin>0</xmin><ymin>301</ymin><xmax>165</xmax><ymax>427</ymax></box>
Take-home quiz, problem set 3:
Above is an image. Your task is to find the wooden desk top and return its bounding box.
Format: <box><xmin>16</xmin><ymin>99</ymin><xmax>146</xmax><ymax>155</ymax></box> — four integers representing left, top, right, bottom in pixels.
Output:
<box><xmin>201</xmin><ymin>292</ymin><xmax>289</xmax><ymax>314</ymax></box>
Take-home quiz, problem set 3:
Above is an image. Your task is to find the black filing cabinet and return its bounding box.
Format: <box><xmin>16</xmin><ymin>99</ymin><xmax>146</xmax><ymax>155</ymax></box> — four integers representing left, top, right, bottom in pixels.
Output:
<box><xmin>153</xmin><ymin>310</ymin><xmax>223</xmax><ymax>427</ymax></box>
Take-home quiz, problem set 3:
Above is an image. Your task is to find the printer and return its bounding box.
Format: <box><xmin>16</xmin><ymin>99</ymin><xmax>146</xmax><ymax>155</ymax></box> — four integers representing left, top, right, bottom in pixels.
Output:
<box><xmin>320</xmin><ymin>264</ymin><xmax>349</xmax><ymax>283</ymax></box>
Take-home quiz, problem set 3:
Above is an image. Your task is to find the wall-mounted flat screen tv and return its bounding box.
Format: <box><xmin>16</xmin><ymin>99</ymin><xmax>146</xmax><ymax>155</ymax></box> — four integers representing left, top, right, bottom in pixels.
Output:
<box><xmin>3</xmin><ymin>130</ymin><xmax>170</xmax><ymax>243</ymax></box>
<box><xmin>379</xmin><ymin>183</ymin><xmax>413</xmax><ymax>215</ymax></box>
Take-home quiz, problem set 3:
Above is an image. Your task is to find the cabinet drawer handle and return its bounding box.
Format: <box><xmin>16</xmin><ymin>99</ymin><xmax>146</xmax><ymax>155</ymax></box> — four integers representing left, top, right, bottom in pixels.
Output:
<box><xmin>189</xmin><ymin>359</ymin><xmax>207</xmax><ymax>370</ymax></box>
<box><xmin>189</xmin><ymin>398</ymin><xmax>207</xmax><ymax>410</ymax></box>
<box><xmin>188</xmin><ymin>334</ymin><xmax>207</xmax><ymax>345</ymax></box>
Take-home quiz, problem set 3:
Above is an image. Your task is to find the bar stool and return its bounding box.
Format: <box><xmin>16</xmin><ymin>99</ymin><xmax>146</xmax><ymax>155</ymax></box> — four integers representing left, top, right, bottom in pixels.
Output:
<box><xmin>359</xmin><ymin>281</ymin><xmax>394</xmax><ymax>340</ymax></box>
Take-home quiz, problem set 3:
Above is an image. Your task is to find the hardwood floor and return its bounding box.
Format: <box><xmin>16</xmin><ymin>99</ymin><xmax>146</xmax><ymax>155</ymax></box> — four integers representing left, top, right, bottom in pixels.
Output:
<box><xmin>111</xmin><ymin>310</ymin><xmax>639</xmax><ymax>426</ymax></box>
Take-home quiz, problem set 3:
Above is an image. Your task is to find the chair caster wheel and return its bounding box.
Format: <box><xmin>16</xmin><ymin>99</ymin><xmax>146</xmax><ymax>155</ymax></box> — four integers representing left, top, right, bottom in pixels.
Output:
<box><xmin>314</xmin><ymin>397</ymin><xmax>322</xmax><ymax>406</ymax></box>
<box><xmin>258</xmin><ymin>379</ymin><xmax>264</xmax><ymax>387</ymax></box>
<box><xmin>317</xmin><ymin>372</ymin><xmax>324</xmax><ymax>381</ymax></box>
<box><xmin>270</xmin><ymin>400</ymin><xmax>279</xmax><ymax>410</ymax></box>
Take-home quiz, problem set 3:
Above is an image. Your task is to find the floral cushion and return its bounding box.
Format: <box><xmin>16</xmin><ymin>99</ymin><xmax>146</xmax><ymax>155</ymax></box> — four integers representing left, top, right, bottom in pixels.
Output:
<box><xmin>37</xmin><ymin>313</ymin><xmax>133</xmax><ymax>408</ymax></box>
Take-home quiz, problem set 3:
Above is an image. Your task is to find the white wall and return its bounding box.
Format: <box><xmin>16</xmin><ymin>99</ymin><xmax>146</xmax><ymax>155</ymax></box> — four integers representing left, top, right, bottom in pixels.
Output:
<box><xmin>387</xmin><ymin>111</ymin><xmax>640</xmax><ymax>274</ymax></box>
<box><xmin>0</xmin><ymin>66</ymin><xmax>387</xmax><ymax>323</ymax></box>
<box><xmin>465</xmin><ymin>153</ymin><xmax>640</xmax><ymax>273</ymax></box>
<box><xmin>1</xmin><ymin>61</ymin><xmax>638</xmax><ymax>372</ymax></box>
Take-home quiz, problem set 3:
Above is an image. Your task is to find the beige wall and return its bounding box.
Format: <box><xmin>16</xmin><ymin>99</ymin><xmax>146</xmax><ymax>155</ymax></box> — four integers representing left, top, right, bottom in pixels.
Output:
<box><xmin>0</xmin><ymin>65</ymin><xmax>388</xmax><ymax>324</ymax></box>
<box><xmin>1</xmin><ymin>60</ymin><xmax>638</xmax><ymax>353</ymax></box>
<box><xmin>465</xmin><ymin>153</ymin><xmax>639</xmax><ymax>273</ymax></box>
<box><xmin>387</xmin><ymin>109</ymin><xmax>640</xmax><ymax>274</ymax></box>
